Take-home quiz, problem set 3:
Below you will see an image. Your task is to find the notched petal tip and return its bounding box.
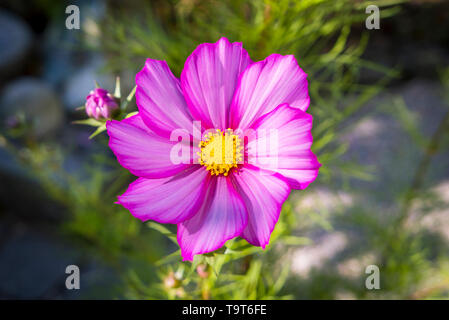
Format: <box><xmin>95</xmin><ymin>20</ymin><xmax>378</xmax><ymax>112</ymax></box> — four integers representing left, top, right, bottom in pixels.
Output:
<box><xmin>230</xmin><ymin>52</ymin><xmax>310</xmax><ymax>129</ymax></box>
<box><xmin>181</xmin><ymin>36</ymin><xmax>253</xmax><ymax>130</ymax></box>
<box><xmin>135</xmin><ymin>59</ymin><xmax>193</xmax><ymax>137</ymax></box>
<box><xmin>247</xmin><ymin>103</ymin><xmax>320</xmax><ymax>190</ymax></box>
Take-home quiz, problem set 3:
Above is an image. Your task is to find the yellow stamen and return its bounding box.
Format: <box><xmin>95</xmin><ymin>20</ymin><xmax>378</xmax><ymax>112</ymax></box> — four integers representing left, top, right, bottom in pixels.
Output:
<box><xmin>197</xmin><ymin>129</ymin><xmax>242</xmax><ymax>176</ymax></box>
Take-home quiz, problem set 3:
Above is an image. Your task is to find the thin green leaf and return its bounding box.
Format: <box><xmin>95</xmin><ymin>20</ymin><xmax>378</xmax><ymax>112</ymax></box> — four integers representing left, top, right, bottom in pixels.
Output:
<box><xmin>147</xmin><ymin>221</ymin><xmax>177</xmax><ymax>244</ymax></box>
<box><xmin>121</xmin><ymin>86</ymin><xmax>137</xmax><ymax>112</ymax></box>
<box><xmin>72</xmin><ymin>118</ymin><xmax>105</xmax><ymax>127</ymax></box>
<box><xmin>114</xmin><ymin>76</ymin><xmax>121</xmax><ymax>98</ymax></box>
<box><xmin>89</xmin><ymin>125</ymin><xmax>107</xmax><ymax>139</ymax></box>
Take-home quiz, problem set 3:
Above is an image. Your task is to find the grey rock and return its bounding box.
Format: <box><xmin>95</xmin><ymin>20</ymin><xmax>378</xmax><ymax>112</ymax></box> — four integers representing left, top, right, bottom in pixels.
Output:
<box><xmin>62</xmin><ymin>57</ymin><xmax>114</xmax><ymax>112</ymax></box>
<box><xmin>398</xmin><ymin>44</ymin><xmax>449</xmax><ymax>79</ymax></box>
<box><xmin>0</xmin><ymin>10</ymin><xmax>33</xmax><ymax>80</ymax></box>
<box><xmin>61</xmin><ymin>260</ymin><xmax>119</xmax><ymax>299</ymax></box>
<box><xmin>0</xmin><ymin>147</ymin><xmax>28</xmax><ymax>180</ymax></box>
<box><xmin>41</xmin><ymin>19</ymin><xmax>81</xmax><ymax>87</ymax></box>
<box><xmin>0</xmin><ymin>232</ymin><xmax>81</xmax><ymax>298</ymax></box>
<box><xmin>41</xmin><ymin>0</ymin><xmax>107</xmax><ymax>88</ymax></box>
<box><xmin>338</xmin><ymin>79</ymin><xmax>449</xmax><ymax>204</ymax></box>
<box><xmin>397</xmin><ymin>79</ymin><xmax>448</xmax><ymax>135</ymax></box>
<box><xmin>0</xmin><ymin>77</ymin><xmax>64</xmax><ymax>139</ymax></box>
<box><xmin>291</xmin><ymin>232</ymin><xmax>349</xmax><ymax>277</ymax></box>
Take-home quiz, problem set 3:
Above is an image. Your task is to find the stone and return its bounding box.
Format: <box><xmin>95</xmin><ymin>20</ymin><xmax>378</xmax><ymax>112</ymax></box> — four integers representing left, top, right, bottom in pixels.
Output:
<box><xmin>0</xmin><ymin>232</ymin><xmax>80</xmax><ymax>298</ymax></box>
<box><xmin>0</xmin><ymin>77</ymin><xmax>64</xmax><ymax>139</ymax></box>
<box><xmin>41</xmin><ymin>18</ymin><xmax>81</xmax><ymax>87</ymax></box>
<box><xmin>291</xmin><ymin>232</ymin><xmax>348</xmax><ymax>277</ymax></box>
<box><xmin>61</xmin><ymin>260</ymin><xmax>119</xmax><ymax>299</ymax></box>
<box><xmin>62</xmin><ymin>57</ymin><xmax>114</xmax><ymax>113</ymax></box>
<box><xmin>0</xmin><ymin>10</ymin><xmax>33</xmax><ymax>81</ymax></box>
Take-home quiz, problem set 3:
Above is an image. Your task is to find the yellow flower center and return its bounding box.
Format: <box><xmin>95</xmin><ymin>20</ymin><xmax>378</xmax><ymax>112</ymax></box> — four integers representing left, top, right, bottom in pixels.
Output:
<box><xmin>198</xmin><ymin>129</ymin><xmax>243</xmax><ymax>176</ymax></box>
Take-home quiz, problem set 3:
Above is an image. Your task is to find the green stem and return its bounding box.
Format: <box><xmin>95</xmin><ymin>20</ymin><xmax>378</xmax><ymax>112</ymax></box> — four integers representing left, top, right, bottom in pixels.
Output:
<box><xmin>397</xmin><ymin>109</ymin><xmax>449</xmax><ymax>226</ymax></box>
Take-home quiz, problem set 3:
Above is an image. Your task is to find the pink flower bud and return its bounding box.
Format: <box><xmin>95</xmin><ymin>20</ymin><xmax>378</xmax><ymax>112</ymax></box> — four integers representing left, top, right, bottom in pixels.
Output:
<box><xmin>163</xmin><ymin>271</ymin><xmax>181</xmax><ymax>289</ymax></box>
<box><xmin>85</xmin><ymin>88</ymin><xmax>118</xmax><ymax>120</ymax></box>
<box><xmin>196</xmin><ymin>264</ymin><xmax>209</xmax><ymax>279</ymax></box>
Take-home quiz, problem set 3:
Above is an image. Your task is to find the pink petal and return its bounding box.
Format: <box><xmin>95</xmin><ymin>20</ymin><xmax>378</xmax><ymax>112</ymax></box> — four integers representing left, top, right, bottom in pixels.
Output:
<box><xmin>248</xmin><ymin>104</ymin><xmax>321</xmax><ymax>189</ymax></box>
<box><xmin>106</xmin><ymin>114</ymin><xmax>190</xmax><ymax>179</ymax></box>
<box><xmin>230</xmin><ymin>54</ymin><xmax>310</xmax><ymax>129</ymax></box>
<box><xmin>177</xmin><ymin>176</ymin><xmax>248</xmax><ymax>261</ymax></box>
<box><xmin>117</xmin><ymin>166</ymin><xmax>210</xmax><ymax>224</ymax></box>
<box><xmin>181</xmin><ymin>37</ymin><xmax>252</xmax><ymax>130</ymax></box>
<box><xmin>136</xmin><ymin>59</ymin><xmax>193</xmax><ymax>138</ymax></box>
<box><xmin>232</xmin><ymin>165</ymin><xmax>290</xmax><ymax>248</ymax></box>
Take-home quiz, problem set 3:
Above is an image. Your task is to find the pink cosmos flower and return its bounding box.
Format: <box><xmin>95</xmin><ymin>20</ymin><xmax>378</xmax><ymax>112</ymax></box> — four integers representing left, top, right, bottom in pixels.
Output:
<box><xmin>86</xmin><ymin>88</ymin><xmax>118</xmax><ymax>120</ymax></box>
<box><xmin>106</xmin><ymin>37</ymin><xmax>321</xmax><ymax>261</ymax></box>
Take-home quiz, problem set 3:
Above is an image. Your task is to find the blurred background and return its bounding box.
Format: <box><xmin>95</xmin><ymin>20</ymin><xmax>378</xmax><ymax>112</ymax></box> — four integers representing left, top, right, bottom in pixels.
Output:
<box><xmin>0</xmin><ymin>0</ymin><xmax>448</xmax><ymax>299</ymax></box>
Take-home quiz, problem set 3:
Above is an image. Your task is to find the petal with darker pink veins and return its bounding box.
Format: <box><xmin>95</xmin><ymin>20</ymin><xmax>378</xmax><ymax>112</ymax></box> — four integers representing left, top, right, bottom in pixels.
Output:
<box><xmin>106</xmin><ymin>114</ymin><xmax>190</xmax><ymax>179</ymax></box>
<box><xmin>177</xmin><ymin>176</ymin><xmax>248</xmax><ymax>261</ymax></box>
<box><xmin>136</xmin><ymin>59</ymin><xmax>193</xmax><ymax>138</ymax></box>
<box><xmin>230</xmin><ymin>54</ymin><xmax>309</xmax><ymax>129</ymax></box>
<box><xmin>181</xmin><ymin>37</ymin><xmax>252</xmax><ymax>130</ymax></box>
<box><xmin>247</xmin><ymin>104</ymin><xmax>321</xmax><ymax>189</ymax></box>
<box><xmin>117</xmin><ymin>166</ymin><xmax>210</xmax><ymax>224</ymax></box>
<box><xmin>232</xmin><ymin>166</ymin><xmax>290</xmax><ymax>248</ymax></box>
